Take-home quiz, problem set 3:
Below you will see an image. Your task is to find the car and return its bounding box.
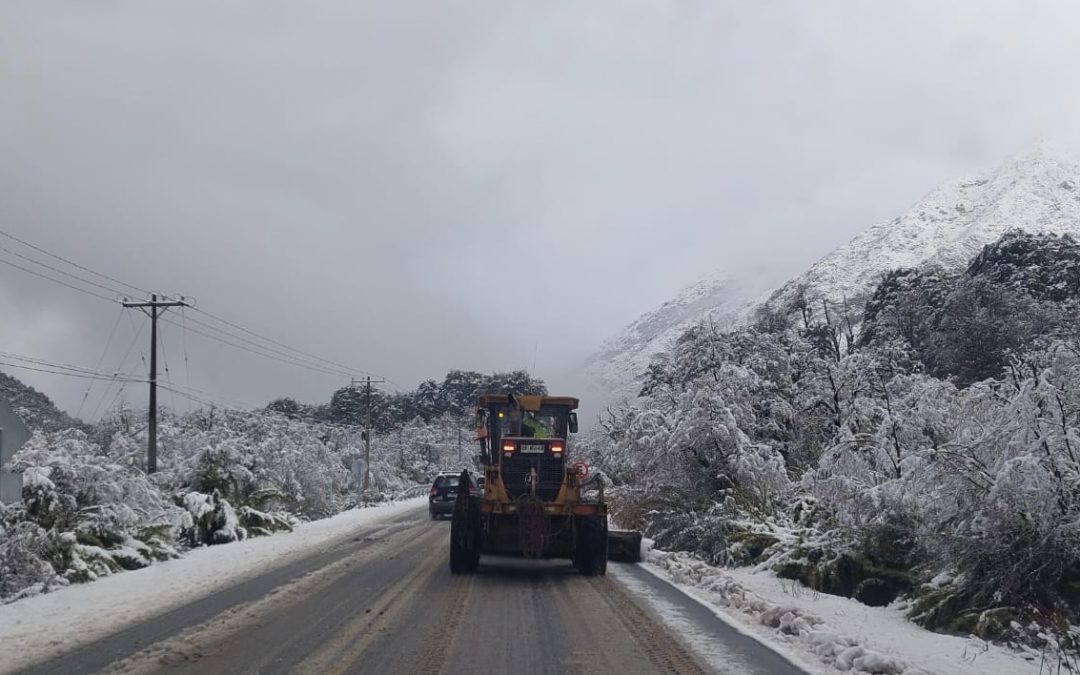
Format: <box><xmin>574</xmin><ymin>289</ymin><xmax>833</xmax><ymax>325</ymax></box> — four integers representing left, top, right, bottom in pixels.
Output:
<box><xmin>429</xmin><ymin>471</ymin><xmax>462</xmax><ymax>519</ymax></box>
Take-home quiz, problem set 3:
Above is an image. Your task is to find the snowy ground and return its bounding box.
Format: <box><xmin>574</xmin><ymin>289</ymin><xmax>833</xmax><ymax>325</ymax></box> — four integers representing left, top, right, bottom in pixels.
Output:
<box><xmin>637</xmin><ymin>545</ymin><xmax>1058</xmax><ymax>675</ymax></box>
<box><xmin>0</xmin><ymin>498</ymin><xmax>424</xmax><ymax>673</ymax></box>
<box><xmin>2</xmin><ymin>501</ymin><xmax>1061</xmax><ymax>675</ymax></box>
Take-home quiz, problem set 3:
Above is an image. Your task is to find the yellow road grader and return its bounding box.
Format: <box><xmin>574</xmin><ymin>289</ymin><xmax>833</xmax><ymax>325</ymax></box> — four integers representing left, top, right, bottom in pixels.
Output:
<box><xmin>449</xmin><ymin>394</ymin><xmax>641</xmax><ymax>575</ymax></box>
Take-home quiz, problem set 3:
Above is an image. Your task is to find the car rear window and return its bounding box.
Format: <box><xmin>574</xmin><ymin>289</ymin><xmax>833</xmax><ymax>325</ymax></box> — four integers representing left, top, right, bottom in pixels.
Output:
<box><xmin>435</xmin><ymin>476</ymin><xmax>460</xmax><ymax>487</ymax></box>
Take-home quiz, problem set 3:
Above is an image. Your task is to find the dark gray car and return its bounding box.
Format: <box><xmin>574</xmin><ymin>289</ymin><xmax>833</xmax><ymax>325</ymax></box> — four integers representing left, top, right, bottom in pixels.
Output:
<box><xmin>428</xmin><ymin>472</ymin><xmax>461</xmax><ymax>519</ymax></box>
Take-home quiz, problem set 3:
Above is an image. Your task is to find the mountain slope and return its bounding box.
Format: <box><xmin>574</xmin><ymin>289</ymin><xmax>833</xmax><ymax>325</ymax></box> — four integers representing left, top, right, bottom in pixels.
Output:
<box><xmin>583</xmin><ymin>274</ymin><xmax>776</xmax><ymax>401</ymax></box>
<box><xmin>767</xmin><ymin>143</ymin><xmax>1080</xmax><ymax>313</ymax></box>
<box><xmin>0</xmin><ymin>370</ymin><xmax>82</xmax><ymax>432</ymax></box>
<box><xmin>586</xmin><ymin>142</ymin><xmax>1080</xmax><ymax>400</ymax></box>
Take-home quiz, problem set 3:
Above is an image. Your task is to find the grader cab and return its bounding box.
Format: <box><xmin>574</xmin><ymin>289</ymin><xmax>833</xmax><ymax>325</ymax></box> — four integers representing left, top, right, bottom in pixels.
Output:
<box><xmin>448</xmin><ymin>394</ymin><xmax>622</xmax><ymax>575</ymax></box>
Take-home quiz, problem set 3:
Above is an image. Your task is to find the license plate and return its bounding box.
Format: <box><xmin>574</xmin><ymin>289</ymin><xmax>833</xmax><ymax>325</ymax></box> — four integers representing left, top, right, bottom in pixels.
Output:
<box><xmin>520</xmin><ymin>444</ymin><xmax>546</xmax><ymax>454</ymax></box>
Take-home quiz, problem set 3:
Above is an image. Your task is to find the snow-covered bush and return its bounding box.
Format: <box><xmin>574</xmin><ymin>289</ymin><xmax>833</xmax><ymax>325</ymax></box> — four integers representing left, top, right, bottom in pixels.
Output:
<box><xmin>1</xmin><ymin>405</ymin><xmax>468</xmax><ymax>603</ymax></box>
<box><xmin>0</xmin><ymin>506</ymin><xmax>66</xmax><ymax>600</ymax></box>
<box><xmin>585</xmin><ymin>287</ymin><xmax>1080</xmax><ymax>651</ymax></box>
<box><xmin>179</xmin><ymin>491</ymin><xmax>246</xmax><ymax>546</ymax></box>
<box><xmin>0</xmin><ymin>431</ymin><xmax>185</xmax><ymax>601</ymax></box>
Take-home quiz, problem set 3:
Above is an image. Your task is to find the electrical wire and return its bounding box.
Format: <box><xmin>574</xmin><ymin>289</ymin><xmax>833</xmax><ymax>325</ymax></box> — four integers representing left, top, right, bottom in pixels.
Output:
<box><xmin>91</xmin><ymin>320</ymin><xmax>146</xmax><ymax>419</ymax></box>
<box><xmin>188</xmin><ymin>306</ymin><xmax>375</xmax><ymax>377</ymax></box>
<box><xmin>157</xmin><ymin>382</ymin><xmax>261</xmax><ymax>411</ymax></box>
<box><xmin>0</xmin><ymin>359</ymin><xmax>144</xmax><ymax>383</ymax></box>
<box><xmin>0</xmin><ymin>227</ymin><xmax>149</xmax><ymax>296</ymax></box>
<box><xmin>177</xmin><ymin>314</ymin><xmax>359</xmax><ymax>377</ymax></box>
<box><xmin>161</xmin><ymin>318</ymin><xmax>355</xmax><ymax>378</ymax></box>
<box><xmin>180</xmin><ymin>307</ymin><xmax>193</xmax><ymax>414</ymax></box>
<box><xmin>0</xmin><ymin>244</ymin><xmax>132</xmax><ymax>299</ymax></box>
<box><xmin>0</xmin><ymin>229</ymin><xmax>397</xmax><ymax>406</ymax></box>
<box><xmin>0</xmin><ymin>350</ymin><xmax>142</xmax><ymax>379</ymax></box>
<box><xmin>76</xmin><ymin>308</ymin><xmax>125</xmax><ymax>418</ymax></box>
<box><xmin>0</xmin><ymin>254</ymin><xmax>118</xmax><ymax>303</ymax></box>
<box><xmin>157</xmin><ymin>323</ymin><xmax>179</xmax><ymax>413</ymax></box>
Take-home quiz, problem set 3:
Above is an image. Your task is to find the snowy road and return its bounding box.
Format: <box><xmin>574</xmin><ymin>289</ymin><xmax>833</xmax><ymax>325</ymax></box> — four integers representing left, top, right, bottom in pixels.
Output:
<box><xmin>14</xmin><ymin>506</ymin><xmax>804</xmax><ymax>675</ymax></box>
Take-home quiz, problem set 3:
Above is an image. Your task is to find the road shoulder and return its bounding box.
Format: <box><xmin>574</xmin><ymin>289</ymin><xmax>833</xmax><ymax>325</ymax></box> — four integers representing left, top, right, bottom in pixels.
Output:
<box><xmin>0</xmin><ymin>498</ymin><xmax>425</xmax><ymax>675</ymax></box>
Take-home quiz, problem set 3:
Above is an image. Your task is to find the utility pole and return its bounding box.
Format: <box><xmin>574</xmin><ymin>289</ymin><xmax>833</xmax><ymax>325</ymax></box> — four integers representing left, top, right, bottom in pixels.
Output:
<box><xmin>351</xmin><ymin>376</ymin><xmax>385</xmax><ymax>493</ymax></box>
<box><xmin>123</xmin><ymin>294</ymin><xmax>188</xmax><ymax>473</ymax></box>
<box><xmin>457</xmin><ymin>427</ymin><xmax>462</xmax><ymax>463</ymax></box>
<box><xmin>364</xmin><ymin>376</ymin><xmax>371</xmax><ymax>491</ymax></box>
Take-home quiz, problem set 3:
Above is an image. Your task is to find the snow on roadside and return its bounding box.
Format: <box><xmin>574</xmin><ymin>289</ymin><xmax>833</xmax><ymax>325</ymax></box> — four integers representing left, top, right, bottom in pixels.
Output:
<box><xmin>639</xmin><ymin>545</ymin><xmax>1051</xmax><ymax>675</ymax></box>
<box><xmin>0</xmin><ymin>498</ymin><xmax>425</xmax><ymax>674</ymax></box>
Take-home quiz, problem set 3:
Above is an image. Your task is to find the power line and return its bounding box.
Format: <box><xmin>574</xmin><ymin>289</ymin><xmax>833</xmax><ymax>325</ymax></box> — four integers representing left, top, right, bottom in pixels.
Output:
<box><xmin>102</xmin><ymin>378</ymin><xmax>133</xmax><ymax>419</ymax></box>
<box><xmin>125</xmin><ymin>310</ymin><xmax>150</xmax><ymax>377</ymax></box>
<box><xmin>0</xmin><ymin>254</ymin><xmax>118</xmax><ymax>303</ymax></box>
<box><xmin>0</xmin><ymin>229</ymin><xmax>397</xmax><ymax>409</ymax></box>
<box><xmin>0</xmin><ymin>350</ymin><xmax>143</xmax><ymax>379</ymax></box>
<box><xmin>92</xmin><ymin>317</ymin><xmax>147</xmax><ymax>420</ymax></box>
<box><xmin>157</xmin><ymin>381</ymin><xmax>260</xmax><ymax>411</ymax></box>
<box><xmin>0</xmin><ymin>227</ymin><xmax>149</xmax><ymax>296</ymax></box>
<box><xmin>179</xmin><ymin>314</ymin><xmax>360</xmax><ymax>376</ymax></box>
<box><xmin>0</xmin><ymin>244</ymin><xmax>132</xmax><ymax>299</ymax></box>
<box><xmin>188</xmin><ymin>306</ymin><xmax>375</xmax><ymax>378</ymax></box>
<box><xmin>0</xmin><ymin>359</ymin><xmax>144</xmax><ymax>383</ymax></box>
<box><xmin>158</xmin><ymin>322</ymin><xmax>179</xmax><ymax>414</ymax></box>
<box><xmin>162</xmin><ymin>318</ymin><xmax>356</xmax><ymax>378</ymax></box>
<box><xmin>0</xmin><ymin>230</ymin><xmax>389</xmax><ymax>382</ymax></box>
<box><xmin>77</xmin><ymin>308</ymin><xmax>125</xmax><ymax>419</ymax></box>
<box><xmin>156</xmin><ymin>383</ymin><xmax>228</xmax><ymax>411</ymax></box>
<box><xmin>180</xmin><ymin>307</ymin><xmax>193</xmax><ymax>415</ymax></box>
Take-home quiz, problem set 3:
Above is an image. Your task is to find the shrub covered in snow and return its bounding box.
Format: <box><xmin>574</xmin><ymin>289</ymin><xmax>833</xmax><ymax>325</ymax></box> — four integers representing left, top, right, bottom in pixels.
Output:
<box><xmin>584</xmin><ymin>232</ymin><xmax>1080</xmax><ymax>656</ymax></box>
<box><xmin>1</xmin><ymin>405</ymin><xmax>469</xmax><ymax>603</ymax></box>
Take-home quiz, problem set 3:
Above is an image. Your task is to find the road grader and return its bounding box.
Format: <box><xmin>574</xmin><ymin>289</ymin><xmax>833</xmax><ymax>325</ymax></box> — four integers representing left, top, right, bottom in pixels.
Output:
<box><xmin>448</xmin><ymin>394</ymin><xmax>641</xmax><ymax>575</ymax></box>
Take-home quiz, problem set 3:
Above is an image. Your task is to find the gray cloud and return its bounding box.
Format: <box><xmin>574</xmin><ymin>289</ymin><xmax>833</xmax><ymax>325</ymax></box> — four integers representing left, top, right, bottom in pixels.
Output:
<box><xmin>2</xmin><ymin>0</ymin><xmax>1080</xmax><ymax>416</ymax></box>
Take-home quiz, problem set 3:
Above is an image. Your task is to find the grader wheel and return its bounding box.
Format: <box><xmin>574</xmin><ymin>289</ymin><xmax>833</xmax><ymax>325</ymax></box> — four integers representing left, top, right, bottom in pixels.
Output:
<box><xmin>573</xmin><ymin>515</ymin><xmax>608</xmax><ymax>576</ymax></box>
<box><xmin>449</xmin><ymin>473</ymin><xmax>480</xmax><ymax>574</ymax></box>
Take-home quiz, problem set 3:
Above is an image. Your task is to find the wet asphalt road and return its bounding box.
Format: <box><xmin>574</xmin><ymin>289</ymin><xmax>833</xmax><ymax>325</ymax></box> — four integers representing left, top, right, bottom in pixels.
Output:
<box><xmin>17</xmin><ymin>506</ymin><xmax>805</xmax><ymax>675</ymax></box>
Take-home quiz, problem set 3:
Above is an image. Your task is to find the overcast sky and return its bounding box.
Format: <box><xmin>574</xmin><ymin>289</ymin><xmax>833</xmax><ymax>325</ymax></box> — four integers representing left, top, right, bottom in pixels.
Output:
<box><xmin>3</xmin><ymin>0</ymin><xmax>1080</xmax><ymax>418</ymax></box>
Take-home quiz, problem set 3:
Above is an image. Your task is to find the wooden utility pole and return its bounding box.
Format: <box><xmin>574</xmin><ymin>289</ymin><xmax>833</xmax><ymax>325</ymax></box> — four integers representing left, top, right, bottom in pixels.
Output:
<box><xmin>123</xmin><ymin>293</ymin><xmax>188</xmax><ymax>473</ymax></box>
<box><xmin>351</xmin><ymin>376</ymin><xmax>385</xmax><ymax>492</ymax></box>
<box><xmin>364</xmin><ymin>376</ymin><xmax>371</xmax><ymax>491</ymax></box>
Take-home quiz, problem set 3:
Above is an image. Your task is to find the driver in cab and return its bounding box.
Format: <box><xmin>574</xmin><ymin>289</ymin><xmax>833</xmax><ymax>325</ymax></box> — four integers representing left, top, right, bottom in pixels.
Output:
<box><xmin>521</xmin><ymin>412</ymin><xmax>552</xmax><ymax>438</ymax></box>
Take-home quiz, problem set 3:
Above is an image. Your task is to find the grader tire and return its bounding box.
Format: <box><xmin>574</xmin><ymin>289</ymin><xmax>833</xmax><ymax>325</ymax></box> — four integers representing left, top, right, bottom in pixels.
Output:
<box><xmin>449</xmin><ymin>497</ymin><xmax>480</xmax><ymax>574</ymax></box>
<box><xmin>574</xmin><ymin>516</ymin><xmax>608</xmax><ymax>576</ymax></box>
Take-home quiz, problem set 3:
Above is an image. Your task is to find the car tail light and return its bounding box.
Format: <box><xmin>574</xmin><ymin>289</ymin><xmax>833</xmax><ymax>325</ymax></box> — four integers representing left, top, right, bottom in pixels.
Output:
<box><xmin>429</xmin><ymin>485</ymin><xmax>438</xmax><ymax>496</ymax></box>
<box><xmin>551</xmin><ymin>443</ymin><xmax>564</xmax><ymax>454</ymax></box>
<box><xmin>502</xmin><ymin>441</ymin><xmax>515</xmax><ymax>457</ymax></box>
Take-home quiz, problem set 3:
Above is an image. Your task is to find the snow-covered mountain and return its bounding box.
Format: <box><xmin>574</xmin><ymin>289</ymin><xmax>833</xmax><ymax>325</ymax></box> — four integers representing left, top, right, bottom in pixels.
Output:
<box><xmin>586</xmin><ymin>142</ymin><xmax>1080</xmax><ymax>401</ymax></box>
<box><xmin>767</xmin><ymin>142</ymin><xmax>1080</xmax><ymax>313</ymax></box>
<box><xmin>583</xmin><ymin>274</ymin><xmax>777</xmax><ymax>402</ymax></box>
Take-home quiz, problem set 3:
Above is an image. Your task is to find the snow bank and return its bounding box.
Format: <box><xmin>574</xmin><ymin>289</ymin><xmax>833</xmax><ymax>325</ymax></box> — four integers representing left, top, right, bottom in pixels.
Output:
<box><xmin>0</xmin><ymin>498</ymin><xmax>424</xmax><ymax>674</ymax></box>
<box><xmin>639</xmin><ymin>545</ymin><xmax>1051</xmax><ymax>675</ymax></box>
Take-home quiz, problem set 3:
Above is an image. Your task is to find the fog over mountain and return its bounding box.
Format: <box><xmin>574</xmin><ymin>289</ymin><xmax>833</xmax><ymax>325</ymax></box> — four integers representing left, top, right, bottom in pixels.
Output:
<box><xmin>585</xmin><ymin>141</ymin><xmax>1080</xmax><ymax>409</ymax></box>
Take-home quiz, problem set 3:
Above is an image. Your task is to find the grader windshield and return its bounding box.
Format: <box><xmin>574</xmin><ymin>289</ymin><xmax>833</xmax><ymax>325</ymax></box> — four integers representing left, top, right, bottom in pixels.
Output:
<box><xmin>475</xmin><ymin>395</ymin><xmax>579</xmax><ymax>500</ymax></box>
<box><xmin>496</xmin><ymin>406</ymin><xmax>567</xmax><ymax>440</ymax></box>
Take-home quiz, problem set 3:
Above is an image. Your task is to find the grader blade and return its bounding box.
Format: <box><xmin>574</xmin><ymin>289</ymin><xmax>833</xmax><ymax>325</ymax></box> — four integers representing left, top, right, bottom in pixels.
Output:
<box><xmin>607</xmin><ymin>529</ymin><xmax>643</xmax><ymax>563</ymax></box>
